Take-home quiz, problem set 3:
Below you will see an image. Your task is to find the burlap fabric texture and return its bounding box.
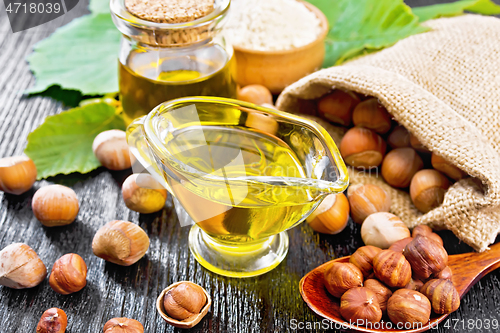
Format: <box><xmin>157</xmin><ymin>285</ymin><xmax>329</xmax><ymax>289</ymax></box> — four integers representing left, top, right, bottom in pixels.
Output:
<box><xmin>276</xmin><ymin>15</ymin><xmax>500</xmax><ymax>252</ymax></box>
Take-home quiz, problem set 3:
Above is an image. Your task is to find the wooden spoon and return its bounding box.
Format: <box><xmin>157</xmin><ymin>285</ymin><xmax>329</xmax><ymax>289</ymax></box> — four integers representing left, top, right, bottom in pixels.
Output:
<box><xmin>299</xmin><ymin>242</ymin><xmax>500</xmax><ymax>333</ymax></box>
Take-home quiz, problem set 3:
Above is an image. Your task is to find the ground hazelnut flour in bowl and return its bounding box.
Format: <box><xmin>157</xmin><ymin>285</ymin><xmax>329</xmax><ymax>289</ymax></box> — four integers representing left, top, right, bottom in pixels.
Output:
<box><xmin>224</xmin><ymin>0</ymin><xmax>323</xmax><ymax>51</ymax></box>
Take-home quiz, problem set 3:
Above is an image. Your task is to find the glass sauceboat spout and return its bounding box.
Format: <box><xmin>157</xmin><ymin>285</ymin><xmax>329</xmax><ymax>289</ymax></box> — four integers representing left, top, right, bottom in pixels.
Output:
<box><xmin>126</xmin><ymin>97</ymin><xmax>349</xmax><ymax>278</ymax></box>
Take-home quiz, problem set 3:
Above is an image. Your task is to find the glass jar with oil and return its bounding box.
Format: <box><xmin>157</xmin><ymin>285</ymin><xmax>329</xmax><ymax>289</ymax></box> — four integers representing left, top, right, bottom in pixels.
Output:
<box><xmin>111</xmin><ymin>0</ymin><xmax>236</xmax><ymax>125</ymax></box>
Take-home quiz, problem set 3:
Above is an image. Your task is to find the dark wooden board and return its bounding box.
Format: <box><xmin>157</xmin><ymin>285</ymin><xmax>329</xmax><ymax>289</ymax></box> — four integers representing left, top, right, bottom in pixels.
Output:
<box><xmin>1</xmin><ymin>1</ymin><xmax>500</xmax><ymax>332</ymax></box>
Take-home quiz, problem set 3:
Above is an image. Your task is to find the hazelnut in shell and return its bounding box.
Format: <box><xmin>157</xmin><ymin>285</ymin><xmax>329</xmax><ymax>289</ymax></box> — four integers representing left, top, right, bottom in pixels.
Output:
<box><xmin>347</xmin><ymin>184</ymin><xmax>391</xmax><ymax>224</ymax></box>
<box><xmin>431</xmin><ymin>153</ymin><xmax>466</xmax><ymax>180</ymax></box>
<box><xmin>340</xmin><ymin>287</ymin><xmax>382</xmax><ymax>323</ymax></box>
<box><xmin>352</xmin><ymin>98</ymin><xmax>392</xmax><ymax>134</ymax></box>
<box><xmin>420</xmin><ymin>278</ymin><xmax>460</xmax><ymax>314</ymax></box>
<box><xmin>157</xmin><ymin>281</ymin><xmax>211</xmax><ymax>329</ymax></box>
<box><xmin>306</xmin><ymin>193</ymin><xmax>349</xmax><ymax>234</ymax></box>
<box><xmin>340</xmin><ymin>127</ymin><xmax>387</xmax><ymax>169</ymax></box>
<box><xmin>387</xmin><ymin>125</ymin><xmax>411</xmax><ymax>149</ymax></box>
<box><xmin>403</xmin><ymin>234</ymin><xmax>448</xmax><ymax>279</ymax></box>
<box><xmin>373</xmin><ymin>249</ymin><xmax>412</xmax><ymax>288</ymax></box>
<box><xmin>32</xmin><ymin>185</ymin><xmax>79</xmax><ymax>227</ymax></box>
<box><xmin>237</xmin><ymin>84</ymin><xmax>273</xmax><ymax>105</ymax></box>
<box><xmin>363</xmin><ymin>279</ymin><xmax>392</xmax><ymax>312</ymax></box>
<box><xmin>324</xmin><ymin>262</ymin><xmax>363</xmax><ymax>298</ymax></box>
<box><xmin>92</xmin><ymin>220</ymin><xmax>150</xmax><ymax>266</ymax></box>
<box><xmin>92</xmin><ymin>130</ymin><xmax>132</xmax><ymax>171</ymax></box>
<box><xmin>103</xmin><ymin>318</ymin><xmax>144</xmax><ymax>333</ymax></box>
<box><xmin>381</xmin><ymin>148</ymin><xmax>423</xmax><ymax>188</ymax></box>
<box><xmin>387</xmin><ymin>289</ymin><xmax>431</xmax><ymax>326</ymax></box>
<box><xmin>36</xmin><ymin>308</ymin><xmax>67</xmax><ymax>333</ymax></box>
<box><xmin>0</xmin><ymin>156</ymin><xmax>37</xmax><ymax>195</ymax></box>
<box><xmin>360</xmin><ymin>212</ymin><xmax>411</xmax><ymax>249</ymax></box>
<box><xmin>349</xmin><ymin>245</ymin><xmax>382</xmax><ymax>278</ymax></box>
<box><xmin>122</xmin><ymin>174</ymin><xmax>168</xmax><ymax>214</ymax></box>
<box><xmin>410</xmin><ymin>169</ymin><xmax>451</xmax><ymax>213</ymax></box>
<box><xmin>245</xmin><ymin>112</ymin><xmax>279</xmax><ymax>135</ymax></box>
<box><xmin>49</xmin><ymin>253</ymin><xmax>87</xmax><ymax>295</ymax></box>
<box><xmin>0</xmin><ymin>243</ymin><xmax>47</xmax><ymax>289</ymax></box>
<box><xmin>409</xmin><ymin>134</ymin><xmax>430</xmax><ymax>154</ymax></box>
<box><xmin>317</xmin><ymin>90</ymin><xmax>360</xmax><ymax>126</ymax></box>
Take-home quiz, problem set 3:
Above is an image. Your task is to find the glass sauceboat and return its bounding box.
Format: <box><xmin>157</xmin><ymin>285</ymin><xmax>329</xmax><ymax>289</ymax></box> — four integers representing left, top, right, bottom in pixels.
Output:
<box><xmin>127</xmin><ymin>97</ymin><xmax>349</xmax><ymax>278</ymax></box>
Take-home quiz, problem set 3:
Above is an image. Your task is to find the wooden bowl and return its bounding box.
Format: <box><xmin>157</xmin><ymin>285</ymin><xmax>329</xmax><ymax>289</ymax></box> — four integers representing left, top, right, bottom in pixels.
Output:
<box><xmin>156</xmin><ymin>281</ymin><xmax>212</xmax><ymax>329</ymax></box>
<box><xmin>232</xmin><ymin>1</ymin><xmax>329</xmax><ymax>94</ymax></box>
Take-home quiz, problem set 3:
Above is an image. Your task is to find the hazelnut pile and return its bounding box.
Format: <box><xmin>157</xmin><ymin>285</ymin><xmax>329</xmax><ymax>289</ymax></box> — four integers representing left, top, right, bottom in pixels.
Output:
<box><xmin>324</xmin><ymin>228</ymin><xmax>460</xmax><ymax>327</ymax></box>
<box><xmin>0</xmin><ymin>130</ymin><xmax>189</xmax><ymax>331</ymax></box>
<box><xmin>316</xmin><ymin>90</ymin><xmax>465</xmax><ymax>214</ymax></box>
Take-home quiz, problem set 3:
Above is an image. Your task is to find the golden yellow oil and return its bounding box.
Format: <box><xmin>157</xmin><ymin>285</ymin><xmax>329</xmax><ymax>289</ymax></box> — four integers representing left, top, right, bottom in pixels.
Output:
<box><xmin>119</xmin><ymin>48</ymin><xmax>237</xmax><ymax>125</ymax></box>
<box><xmin>160</xmin><ymin>125</ymin><xmax>318</xmax><ymax>244</ymax></box>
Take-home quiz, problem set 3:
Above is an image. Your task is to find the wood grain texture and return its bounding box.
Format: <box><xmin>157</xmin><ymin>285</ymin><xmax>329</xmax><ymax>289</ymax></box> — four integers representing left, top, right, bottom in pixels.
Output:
<box><xmin>1</xmin><ymin>1</ymin><xmax>500</xmax><ymax>332</ymax></box>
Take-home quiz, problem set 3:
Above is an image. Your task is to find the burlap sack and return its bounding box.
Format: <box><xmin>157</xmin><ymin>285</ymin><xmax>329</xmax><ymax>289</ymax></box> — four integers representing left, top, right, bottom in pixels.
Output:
<box><xmin>276</xmin><ymin>15</ymin><xmax>500</xmax><ymax>252</ymax></box>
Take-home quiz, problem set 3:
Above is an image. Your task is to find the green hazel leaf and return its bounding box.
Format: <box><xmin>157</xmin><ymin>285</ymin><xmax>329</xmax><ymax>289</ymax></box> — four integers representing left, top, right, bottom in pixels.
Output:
<box><xmin>305</xmin><ymin>0</ymin><xmax>429</xmax><ymax>67</ymax></box>
<box><xmin>26</xmin><ymin>13</ymin><xmax>121</xmax><ymax>95</ymax></box>
<box><xmin>413</xmin><ymin>0</ymin><xmax>500</xmax><ymax>22</ymax></box>
<box><xmin>89</xmin><ymin>0</ymin><xmax>110</xmax><ymax>13</ymax></box>
<box><xmin>25</xmin><ymin>102</ymin><xmax>126</xmax><ymax>179</ymax></box>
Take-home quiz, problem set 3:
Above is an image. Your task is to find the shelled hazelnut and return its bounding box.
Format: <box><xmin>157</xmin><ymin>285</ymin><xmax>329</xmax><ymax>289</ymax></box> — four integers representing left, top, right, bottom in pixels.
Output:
<box><xmin>306</xmin><ymin>193</ymin><xmax>349</xmax><ymax>234</ymax></box>
<box><xmin>433</xmin><ymin>266</ymin><xmax>452</xmax><ymax>280</ymax></box>
<box><xmin>324</xmin><ymin>262</ymin><xmax>363</xmax><ymax>298</ymax></box>
<box><xmin>412</xmin><ymin>225</ymin><xmax>444</xmax><ymax>246</ymax></box>
<box><xmin>352</xmin><ymin>98</ymin><xmax>392</xmax><ymax>134</ymax></box>
<box><xmin>92</xmin><ymin>220</ymin><xmax>150</xmax><ymax>266</ymax></box>
<box><xmin>381</xmin><ymin>148</ymin><xmax>423</xmax><ymax>188</ymax></box>
<box><xmin>36</xmin><ymin>308</ymin><xmax>67</xmax><ymax>333</ymax></box>
<box><xmin>403</xmin><ymin>235</ymin><xmax>448</xmax><ymax>279</ymax></box>
<box><xmin>360</xmin><ymin>212</ymin><xmax>410</xmax><ymax>249</ymax></box>
<box><xmin>349</xmin><ymin>245</ymin><xmax>382</xmax><ymax>278</ymax></box>
<box><xmin>317</xmin><ymin>90</ymin><xmax>360</xmax><ymax>126</ymax></box>
<box><xmin>363</xmin><ymin>279</ymin><xmax>392</xmax><ymax>312</ymax></box>
<box><xmin>410</xmin><ymin>169</ymin><xmax>451</xmax><ymax>213</ymax></box>
<box><xmin>103</xmin><ymin>318</ymin><xmax>144</xmax><ymax>333</ymax></box>
<box><xmin>32</xmin><ymin>185</ymin><xmax>79</xmax><ymax>227</ymax></box>
<box><xmin>421</xmin><ymin>279</ymin><xmax>460</xmax><ymax>314</ymax></box>
<box><xmin>387</xmin><ymin>126</ymin><xmax>411</xmax><ymax>149</ymax></box>
<box><xmin>92</xmin><ymin>130</ymin><xmax>132</xmax><ymax>171</ymax></box>
<box><xmin>49</xmin><ymin>253</ymin><xmax>87</xmax><ymax>295</ymax></box>
<box><xmin>122</xmin><ymin>174</ymin><xmax>168</xmax><ymax>214</ymax></box>
<box><xmin>387</xmin><ymin>289</ymin><xmax>431</xmax><ymax>326</ymax></box>
<box><xmin>157</xmin><ymin>281</ymin><xmax>211</xmax><ymax>329</ymax></box>
<box><xmin>0</xmin><ymin>156</ymin><xmax>37</xmax><ymax>195</ymax></box>
<box><xmin>237</xmin><ymin>84</ymin><xmax>273</xmax><ymax>105</ymax></box>
<box><xmin>340</xmin><ymin>127</ymin><xmax>386</xmax><ymax>168</ymax></box>
<box><xmin>388</xmin><ymin>237</ymin><xmax>413</xmax><ymax>252</ymax></box>
<box><xmin>340</xmin><ymin>287</ymin><xmax>382</xmax><ymax>323</ymax></box>
<box><xmin>373</xmin><ymin>249</ymin><xmax>412</xmax><ymax>288</ymax></box>
<box><xmin>347</xmin><ymin>184</ymin><xmax>391</xmax><ymax>224</ymax></box>
<box><xmin>403</xmin><ymin>278</ymin><xmax>424</xmax><ymax>292</ymax></box>
<box><xmin>0</xmin><ymin>243</ymin><xmax>47</xmax><ymax>289</ymax></box>
<box><xmin>412</xmin><ymin>224</ymin><xmax>433</xmax><ymax>238</ymax></box>
<box><xmin>431</xmin><ymin>153</ymin><xmax>466</xmax><ymax>180</ymax></box>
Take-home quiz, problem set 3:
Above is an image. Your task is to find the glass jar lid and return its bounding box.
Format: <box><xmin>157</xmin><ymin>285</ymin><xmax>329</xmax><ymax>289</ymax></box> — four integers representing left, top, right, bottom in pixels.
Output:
<box><xmin>111</xmin><ymin>0</ymin><xmax>230</xmax><ymax>47</ymax></box>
